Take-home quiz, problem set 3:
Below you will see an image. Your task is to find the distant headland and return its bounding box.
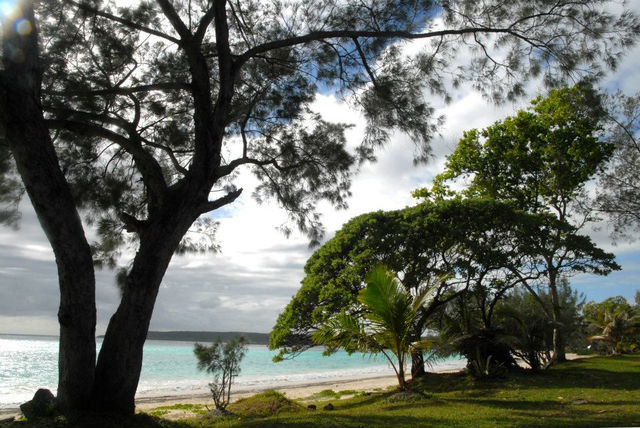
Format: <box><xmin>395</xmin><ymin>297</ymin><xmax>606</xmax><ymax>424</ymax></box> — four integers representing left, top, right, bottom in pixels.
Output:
<box><xmin>97</xmin><ymin>331</ymin><xmax>270</xmax><ymax>345</ymax></box>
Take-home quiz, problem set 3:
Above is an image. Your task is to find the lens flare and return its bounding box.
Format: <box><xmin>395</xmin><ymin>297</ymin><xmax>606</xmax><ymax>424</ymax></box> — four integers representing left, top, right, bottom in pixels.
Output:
<box><xmin>15</xmin><ymin>17</ymin><xmax>31</xmax><ymax>35</ymax></box>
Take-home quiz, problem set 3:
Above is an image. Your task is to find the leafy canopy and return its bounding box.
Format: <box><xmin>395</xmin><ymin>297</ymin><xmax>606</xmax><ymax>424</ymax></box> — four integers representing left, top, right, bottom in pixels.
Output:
<box><xmin>269</xmin><ymin>197</ymin><xmax>617</xmax><ymax>361</ymax></box>
<box><xmin>420</xmin><ymin>85</ymin><xmax>613</xmax><ymax>220</ymax></box>
<box><xmin>595</xmin><ymin>91</ymin><xmax>640</xmax><ymax>240</ymax></box>
<box><xmin>1</xmin><ymin>1</ymin><xmax>638</xmax><ymax>255</ymax></box>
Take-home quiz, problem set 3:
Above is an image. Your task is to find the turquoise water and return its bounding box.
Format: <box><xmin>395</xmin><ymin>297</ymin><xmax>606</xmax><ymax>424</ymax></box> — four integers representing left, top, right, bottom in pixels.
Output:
<box><xmin>0</xmin><ymin>334</ymin><xmax>465</xmax><ymax>408</ymax></box>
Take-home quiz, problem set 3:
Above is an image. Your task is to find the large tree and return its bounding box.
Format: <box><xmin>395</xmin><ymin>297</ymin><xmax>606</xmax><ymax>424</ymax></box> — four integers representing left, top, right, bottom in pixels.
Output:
<box><xmin>1</xmin><ymin>0</ymin><xmax>638</xmax><ymax>414</ymax></box>
<box><xmin>271</xmin><ymin>198</ymin><xmax>617</xmax><ymax>376</ymax></box>
<box><xmin>0</xmin><ymin>5</ymin><xmax>97</xmax><ymax>411</ymax></box>
<box><xmin>422</xmin><ymin>85</ymin><xmax>617</xmax><ymax>362</ymax></box>
<box><xmin>596</xmin><ymin>91</ymin><xmax>640</xmax><ymax>240</ymax></box>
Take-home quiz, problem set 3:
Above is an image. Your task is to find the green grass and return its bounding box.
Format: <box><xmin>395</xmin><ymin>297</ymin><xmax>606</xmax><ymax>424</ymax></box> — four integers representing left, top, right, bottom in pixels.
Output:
<box><xmin>146</xmin><ymin>404</ymin><xmax>208</xmax><ymax>418</ymax></box>
<box><xmin>3</xmin><ymin>355</ymin><xmax>640</xmax><ymax>428</ymax></box>
<box><xmin>305</xmin><ymin>389</ymin><xmax>360</xmax><ymax>400</ymax></box>
<box><xmin>226</xmin><ymin>390</ymin><xmax>304</xmax><ymax>417</ymax></box>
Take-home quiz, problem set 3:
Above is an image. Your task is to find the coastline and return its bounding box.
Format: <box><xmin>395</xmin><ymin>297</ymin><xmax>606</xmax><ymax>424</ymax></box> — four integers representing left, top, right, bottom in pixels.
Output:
<box><xmin>1</xmin><ymin>355</ymin><xmax>589</xmax><ymax>420</ymax></box>
<box><xmin>135</xmin><ymin>373</ymin><xmax>403</xmax><ymax>410</ymax></box>
<box><xmin>0</xmin><ymin>367</ymin><xmax>461</xmax><ymax>420</ymax></box>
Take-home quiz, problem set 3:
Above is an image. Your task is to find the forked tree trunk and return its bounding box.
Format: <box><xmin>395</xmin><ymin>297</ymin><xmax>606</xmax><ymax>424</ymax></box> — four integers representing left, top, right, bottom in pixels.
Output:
<box><xmin>92</xmin><ymin>204</ymin><xmax>197</xmax><ymax>414</ymax></box>
<box><xmin>1</xmin><ymin>5</ymin><xmax>96</xmax><ymax>411</ymax></box>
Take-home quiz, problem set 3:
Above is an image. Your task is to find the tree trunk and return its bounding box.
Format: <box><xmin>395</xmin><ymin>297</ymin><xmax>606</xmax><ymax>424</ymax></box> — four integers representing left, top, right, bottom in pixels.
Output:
<box><xmin>92</xmin><ymin>204</ymin><xmax>197</xmax><ymax>414</ymax></box>
<box><xmin>1</xmin><ymin>5</ymin><xmax>96</xmax><ymax>411</ymax></box>
<box><xmin>397</xmin><ymin>364</ymin><xmax>407</xmax><ymax>391</ymax></box>
<box><xmin>410</xmin><ymin>349</ymin><xmax>426</xmax><ymax>379</ymax></box>
<box><xmin>548</xmin><ymin>272</ymin><xmax>566</xmax><ymax>363</ymax></box>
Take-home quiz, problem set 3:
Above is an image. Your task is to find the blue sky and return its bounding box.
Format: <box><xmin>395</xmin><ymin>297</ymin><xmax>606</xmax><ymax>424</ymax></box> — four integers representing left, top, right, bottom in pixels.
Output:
<box><xmin>0</xmin><ymin>2</ymin><xmax>639</xmax><ymax>335</ymax></box>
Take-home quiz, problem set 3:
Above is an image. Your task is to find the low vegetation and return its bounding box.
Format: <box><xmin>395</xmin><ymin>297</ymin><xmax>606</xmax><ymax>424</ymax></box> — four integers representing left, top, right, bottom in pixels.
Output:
<box><xmin>226</xmin><ymin>390</ymin><xmax>304</xmax><ymax>418</ymax></box>
<box><xmin>4</xmin><ymin>355</ymin><xmax>639</xmax><ymax>428</ymax></box>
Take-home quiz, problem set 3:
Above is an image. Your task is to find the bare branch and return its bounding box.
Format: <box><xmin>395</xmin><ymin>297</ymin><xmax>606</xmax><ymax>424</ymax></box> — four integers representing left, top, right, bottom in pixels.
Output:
<box><xmin>46</xmin><ymin>119</ymin><xmax>169</xmax><ymax>200</ymax></box>
<box><xmin>194</xmin><ymin>4</ymin><xmax>217</xmax><ymax>43</ymax></box>
<box><xmin>198</xmin><ymin>187</ymin><xmax>243</xmax><ymax>214</ymax></box>
<box><xmin>236</xmin><ymin>27</ymin><xmax>524</xmax><ymax>68</ymax></box>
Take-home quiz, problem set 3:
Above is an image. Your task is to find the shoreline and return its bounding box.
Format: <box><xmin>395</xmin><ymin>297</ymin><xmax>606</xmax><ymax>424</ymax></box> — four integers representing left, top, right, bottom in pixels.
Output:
<box><xmin>0</xmin><ymin>368</ymin><xmax>459</xmax><ymax>420</ymax></box>
<box><xmin>135</xmin><ymin>373</ymin><xmax>404</xmax><ymax>410</ymax></box>
<box><xmin>1</xmin><ymin>354</ymin><xmax>589</xmax><ymax>420</ymax></box>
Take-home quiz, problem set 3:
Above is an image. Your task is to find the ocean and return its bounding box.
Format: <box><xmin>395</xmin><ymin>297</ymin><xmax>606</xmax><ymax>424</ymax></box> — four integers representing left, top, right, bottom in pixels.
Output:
<box><xmin>0</xmin><ymin>334</ymin><xmax>466</xmax><ymax>409</ymax></box>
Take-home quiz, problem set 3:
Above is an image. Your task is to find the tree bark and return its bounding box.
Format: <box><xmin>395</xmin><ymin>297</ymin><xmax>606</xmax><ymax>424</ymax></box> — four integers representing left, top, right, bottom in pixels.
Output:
<box><xmin>548</xmin><ymin>272</ymin><xmax>567</xmax><ymax>363</ymax></box>
<box><xmin>397</xmin><ymin>362</ymin><xmax>407</xmax><ymax>391</ymax></box>
<box><xmin>410</xmin><ymin>349</ymin><xmax>426</xmax><ymax>379</ymax></box>
<box><xmin>92</xmin><ymin>199</ymin><xmax>198</xmax><ymax>414</ymax></box>
<box><xmin>0</xmin><ymin>4</ymin><xmax>96</xmax><ymax>411</ymax></box>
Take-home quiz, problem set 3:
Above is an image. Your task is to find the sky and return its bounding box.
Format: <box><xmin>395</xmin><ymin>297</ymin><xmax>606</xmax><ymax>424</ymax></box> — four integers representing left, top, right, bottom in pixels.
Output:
<box><xmin>1</xmin><ymin>6</ymin><xmax>639</xmax><ymax>336</ymax></box>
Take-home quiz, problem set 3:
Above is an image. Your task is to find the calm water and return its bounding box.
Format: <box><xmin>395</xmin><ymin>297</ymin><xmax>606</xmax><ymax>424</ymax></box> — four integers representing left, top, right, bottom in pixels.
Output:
<box><xmin>0</xmin><ymin>334</ymin><xmax>465</xmax><ymax>408</ymax></box>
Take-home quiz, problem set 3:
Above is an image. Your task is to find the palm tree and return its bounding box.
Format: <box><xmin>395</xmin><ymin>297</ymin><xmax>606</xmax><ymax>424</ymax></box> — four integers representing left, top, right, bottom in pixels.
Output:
<box><xmin>587</xmin><ymin>307</ymin><xmax>640</xmax><ymax>354</ymax></box>
<box><xmin>312</xmin><ymin>265</ymin><xmax>432</xmax><ymax>390</ymax></box>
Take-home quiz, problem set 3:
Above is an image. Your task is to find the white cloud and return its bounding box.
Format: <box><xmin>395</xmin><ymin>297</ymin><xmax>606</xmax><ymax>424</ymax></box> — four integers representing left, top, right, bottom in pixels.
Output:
<box><xmin>2</xmin><ymin>6</ymin><xmax>640</xmax><ymax>335</ymax></box>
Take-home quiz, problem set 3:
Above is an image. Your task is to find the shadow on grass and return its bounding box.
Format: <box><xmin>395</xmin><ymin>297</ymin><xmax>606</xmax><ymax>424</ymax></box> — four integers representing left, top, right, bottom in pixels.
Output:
<box><xmin>227</xmin><ymin>412</ymin><xmax>440</xmax><ymax>428</ymax></box>
<box><xmin>445</xmin><ymin>397</ymin><xmax>639</xmax><ymax>411</ymax></box>
<box><xmin>413</xmin><ymin>355</ymin><xmax>640</xmax><ymax>394</ymax></box>
<box><xmin>0</xmin><ymin>412</ymin><xmax>192</xmax><ymax>428</ymax></box>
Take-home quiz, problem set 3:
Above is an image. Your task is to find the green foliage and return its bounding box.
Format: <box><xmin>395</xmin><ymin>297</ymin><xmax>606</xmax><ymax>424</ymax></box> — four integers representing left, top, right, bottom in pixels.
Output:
<box><xmin>432</xmin><ymin>290</ymin><xmax>518</xmax><ymax>376</ymax></box>
<box><xmin>495</xmin><ymin>281</ymin><xmax>586</xmax><ymax>370</ymax></box>
<box><xmin>271</xmin><ymin>197</ymin><xmax>618</xmax><ymax>369</ymax></box>
<box><xmin>426</xmin><ymin>85</ymin><xmax>612</xmax><ymax>219</ymax></box>
<box><xmin>193</xmin><ymin>336</ymin><xmax>248</xmax><ymax>410</ymax></box>
<box><xmin>270</xmin><ymin>198</ymin><xmax>531</xmax><ymax>360</ymax></box>
<box><xmin>312</xmin><ymin>265</ymin><xmax>432</xmax><ymax>390</ymax></box>
<box><xmin>226</xmin><ymin>390</ymin><xmax>303</xmax><ymax>418</ymax></box>
<box><xmin>595</xmin><ymin>91</ymin><xmax>640</xmax><ymax>240</ymax></box>
<box><xmin>584</xmin><ymin>296</ymin><xmax>640</xmax><ymax>354</ymax></box>
<box><xmin>418</xmin><ymin>86</ymin><xmax>620</xmax><ymax>362</ymax></box>
<box><xmin>17</xmin><ymin>0</ymin><xmax>637</xmax><ymax>261</ymax></box>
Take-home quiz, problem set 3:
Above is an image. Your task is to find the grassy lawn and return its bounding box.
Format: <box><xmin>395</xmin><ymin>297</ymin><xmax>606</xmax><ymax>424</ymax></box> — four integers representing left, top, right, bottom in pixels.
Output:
<box><xmin>3</xmin><ymin>354</ymin><xmax>639</xmax><ymax>428</ymax></box>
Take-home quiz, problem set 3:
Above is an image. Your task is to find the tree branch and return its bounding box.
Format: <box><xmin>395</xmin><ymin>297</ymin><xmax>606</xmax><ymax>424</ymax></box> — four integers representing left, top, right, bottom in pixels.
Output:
<box><xmin>236</xmin><ymin>27</ymin><xmax>524</xmax><ymax>68</ymax></box>
<box><xmin>155</xmin><ymin>0</ymin><xmax>193</xmax><ymax>42</ymax></box>
<box><xmin>44</xmin><ymin>82</ymin><xmax>191</xmax><ymax>98</ymax></box>
<box><xmin>194</xmin><ymin>4</ymin><xmax>217</xmax><ymax>44</ymax></box>
<box><xmin>65</xmin><ymin>0</ymin><xmax>180</xmax><ymax>44</ymax></box>
<box><xmin>46</xmin><ymin>119</ymin><xmax>169</xmax><ymax>201</ymax></box>
<box><xmin>198</xmin><ymin>187</ymin><xmax>243</xmax><ymax>214</ymax></box>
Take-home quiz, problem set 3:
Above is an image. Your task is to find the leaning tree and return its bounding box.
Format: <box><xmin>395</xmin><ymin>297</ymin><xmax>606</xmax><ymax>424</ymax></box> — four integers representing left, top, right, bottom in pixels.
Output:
<box><xmin>1</xmin><ymin>0</ymin><xmax>638</xmax><ymax>414</ymax></box>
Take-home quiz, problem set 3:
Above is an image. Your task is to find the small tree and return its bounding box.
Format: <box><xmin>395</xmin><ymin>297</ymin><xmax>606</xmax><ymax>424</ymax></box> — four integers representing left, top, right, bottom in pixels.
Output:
<box><xmin>312</xmin><ymin>265</ymin><xmax>432</xmax><ymax>390</ymax></box>
<box><xmin>194</xmin><ymin>336</ymin><xmax>248</xmax><ymax>411</ymax></box>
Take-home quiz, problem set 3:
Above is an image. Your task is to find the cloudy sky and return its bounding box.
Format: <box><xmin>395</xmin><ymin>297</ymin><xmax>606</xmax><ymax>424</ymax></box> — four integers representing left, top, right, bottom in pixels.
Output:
<box><xmin>1</xmin><ymin>7</ymin><xmax>640</xmax><ymax>336</ymax></box>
